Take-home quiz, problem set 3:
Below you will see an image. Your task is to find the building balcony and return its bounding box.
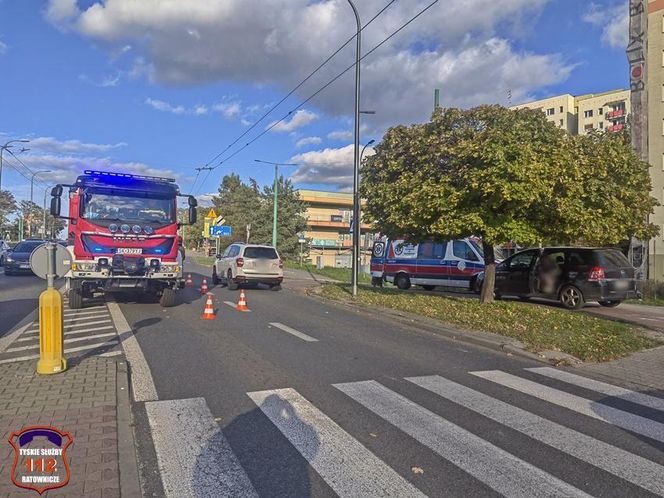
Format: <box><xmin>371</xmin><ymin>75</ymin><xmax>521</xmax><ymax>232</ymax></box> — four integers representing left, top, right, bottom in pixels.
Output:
<box><xmin>606</xmin><ymin>109</ymin><xmax>625</xmax><ymax>119</ymax></box>
<box><xmin>306</xmin><ymin>215</ymin><xmax>371</xmax><ymax>230</ymax></box>
<box><xmin>607</xmin><ymin>123</ymin><xmax>625</xmax><ymax>133</ymax></box>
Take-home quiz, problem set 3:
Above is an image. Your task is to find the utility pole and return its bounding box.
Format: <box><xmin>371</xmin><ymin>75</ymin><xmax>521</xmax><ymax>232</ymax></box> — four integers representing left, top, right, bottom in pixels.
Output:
<box><xmin>254</xmin><ymin>159</ymin><xmax>298</xmax><ymax>249</ymax></box>
<box><xmin>0</xmin><ymin>139</ymin><xmax>29</xmax><ymax>191</ymax></box>
<box><xmin>346</xmin><ymin>0</ymin><xmax>362</xmax><ymax>297</ymax></box>
<box><xmin>434</xmin><ymin>88</ymin><xmax>440</xmax><ymax>110</ymax></box>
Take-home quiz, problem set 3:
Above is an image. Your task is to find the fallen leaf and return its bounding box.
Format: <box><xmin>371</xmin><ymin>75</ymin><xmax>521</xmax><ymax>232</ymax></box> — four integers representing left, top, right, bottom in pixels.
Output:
<box><xmin>411</xmin><ymin>466</ymin><xmax>424</xmax><ymax>475</ymax></box>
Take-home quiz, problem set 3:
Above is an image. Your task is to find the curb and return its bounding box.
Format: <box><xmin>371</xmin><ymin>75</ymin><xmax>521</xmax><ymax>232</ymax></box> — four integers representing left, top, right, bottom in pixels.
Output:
<box><xmin>116</xmin><ymin>359</ymin><xmax>142</xmax><ymax>498</ymax></box>
<box><xmin>305</xmin><ymin>289</ymin><xmax>577</xmax><ymax>366</ymax></box>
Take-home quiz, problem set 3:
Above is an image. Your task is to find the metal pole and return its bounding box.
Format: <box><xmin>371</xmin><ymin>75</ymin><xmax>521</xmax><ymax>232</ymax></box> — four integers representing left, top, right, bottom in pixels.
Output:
<box><xmin>273</xmin><ymin>164</ymin><xmax>278</xmax><ymax>248</ymax></box>
<box><xmin>43</xmin><ymin>187</ymin><xmax>48</xmax><ymax>239</ymax></box>
<box><xmin>347</xmin><ymin>0</ymin><xmax>361</xmax><ymax>297</ymax></box>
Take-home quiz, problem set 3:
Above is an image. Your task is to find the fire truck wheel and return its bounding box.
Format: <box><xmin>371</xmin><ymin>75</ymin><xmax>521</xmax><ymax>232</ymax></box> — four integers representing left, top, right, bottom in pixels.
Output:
<box><xmin>68</xmin><ymin>288</ymin><xmax>84</xmax><ymax>310</ymax></box>
<box><xmin>159</xmin><ymin>288</ymin><xmax>176</xmax><ymax>307</ymax></box>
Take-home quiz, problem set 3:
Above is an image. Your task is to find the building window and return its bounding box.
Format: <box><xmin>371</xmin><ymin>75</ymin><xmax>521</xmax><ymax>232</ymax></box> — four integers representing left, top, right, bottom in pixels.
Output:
<box><xmin>559</xmin><ymin>119</ymin><xmax>564</xmax><ymax>126</ymax></box>
<box><xmin>598</xmin><ymin>108</ymin><xmax>603</xmax><ymax>115</ymax></box>
<box><xmin>584</xmin><ymin>124</ymin><xmax>594</xmax><ymax>132</ymax></box>
<box><xmin>546</xmin><ymin>108</ymin><xmax>555</xmax><ymax>116</ymax></box>
<box><xmin>599</xmin><ymin>122</ymin><xmax>603</xmax><ymax>129</ymax></box>
<box><xmin>559</xmin><ymin>106</ymin><xmax>563</xmax><ymax>113</ymax></box>
<box><xmin>584</xmin><ymin>110</ymin><xmax>593</xmax><ymax>118</ymax></box>
<box><xmin>330</xmin><ymin>214</ymin><xmax>343</xmax><ymax>222</ymax></box>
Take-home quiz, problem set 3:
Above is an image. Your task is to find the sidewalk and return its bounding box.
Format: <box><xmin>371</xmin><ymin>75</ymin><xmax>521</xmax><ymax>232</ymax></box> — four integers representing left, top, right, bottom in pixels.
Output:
<box><xmin>0</xmin><ymin>357</ymin><xmax>139</xmax><ymax>497</ymax></box>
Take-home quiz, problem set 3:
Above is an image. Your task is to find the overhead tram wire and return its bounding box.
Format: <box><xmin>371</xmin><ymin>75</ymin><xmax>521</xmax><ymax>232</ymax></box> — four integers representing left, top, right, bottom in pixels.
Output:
<box><xmin>208</xmin><ymin>0</ymin><xmax>440</xmax><ymax>170</ymax></box>
<box><xmin>4</xmin><ymin>150</ymin><xmax>50</xmax><ymax>189</ymax></box>
<box><xmin>202</xmin><ymin>0</ymin><xmax>398</xmax><ymax>168</ymax></box>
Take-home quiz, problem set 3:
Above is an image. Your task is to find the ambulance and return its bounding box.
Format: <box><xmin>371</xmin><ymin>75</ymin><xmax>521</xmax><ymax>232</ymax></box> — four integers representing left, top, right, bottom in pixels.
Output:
<box><xmin>370</xmin><ymin>237</ymin><xmax>486</xmax><ymax>291</ymax></box>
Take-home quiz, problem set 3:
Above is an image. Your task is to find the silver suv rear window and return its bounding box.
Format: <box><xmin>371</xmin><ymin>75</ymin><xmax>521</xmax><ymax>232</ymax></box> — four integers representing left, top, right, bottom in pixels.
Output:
<box><xmin>244</xmin><ymin>247</ymin><xmax>278</xmax><ymax>259</ymax></box>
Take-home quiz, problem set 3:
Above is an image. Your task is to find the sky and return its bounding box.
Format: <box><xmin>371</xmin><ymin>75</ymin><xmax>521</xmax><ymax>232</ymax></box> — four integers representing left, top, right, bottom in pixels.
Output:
<box><xmin>0</xmin><ymin>0</ymin><xmax>630</xmax><ymax>205</ymax></box>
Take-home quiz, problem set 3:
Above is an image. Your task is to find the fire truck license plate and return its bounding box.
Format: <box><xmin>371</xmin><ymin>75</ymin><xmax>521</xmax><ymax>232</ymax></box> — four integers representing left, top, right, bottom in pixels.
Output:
<box><xmin>117</xmin><ymin>248</ymin><xmax>142</xmax><ymax>255</ymax></box>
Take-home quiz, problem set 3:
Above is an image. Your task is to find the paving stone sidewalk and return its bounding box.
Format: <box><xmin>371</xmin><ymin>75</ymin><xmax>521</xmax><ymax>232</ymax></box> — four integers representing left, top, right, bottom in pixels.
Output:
<box><xmin>580</xmin><ymin>344</ymin><xmax>664</xmax><ymax>392</ymax></box>
<box><xmin>0</xmin><ymin>357</ymin><xmax>137</xmax><ymax>497</ymax></box>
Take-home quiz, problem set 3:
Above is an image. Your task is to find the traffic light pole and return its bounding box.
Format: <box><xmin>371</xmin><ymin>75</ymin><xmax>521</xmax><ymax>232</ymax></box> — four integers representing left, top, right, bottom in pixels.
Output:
<box><xmin>273</xmin><ymin>164</ymin><xmax>278</xmax><ymax>248</ymax></box>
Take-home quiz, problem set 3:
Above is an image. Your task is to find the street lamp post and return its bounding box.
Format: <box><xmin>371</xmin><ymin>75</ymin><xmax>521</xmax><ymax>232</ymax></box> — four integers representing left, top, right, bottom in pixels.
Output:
<box><xmin>43</xmin><ymin>186</ymin><xmax>50</xmax><ymax>239</ymax></box>
<box><xmin>356</xmin><ymin>139</ymin><xmax>375</xmax><ymax>270</ymax></box>
<box><xmin>346</xmin><ymin>0</ymin><xmax>362</xmax><ymax>297</ymax></box>
<box><xmin>0</xmin><ymin>139</ymin><xmax>30</xmax><ymax>191</ymax></box>
<box><xmin>254</xmin><ymin>159</ymin><xmax>298</xmax><ymax>249</ymax></box>
<box><xmin>27</xmin><ymin>170</ymin><xmax>51</xmax><ymax>238</ymax></box>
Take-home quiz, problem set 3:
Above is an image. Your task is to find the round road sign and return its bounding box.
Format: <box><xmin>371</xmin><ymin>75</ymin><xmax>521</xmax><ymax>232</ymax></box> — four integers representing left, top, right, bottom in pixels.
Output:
<box><xmin>30</xmin><ymin>243</ymin><xmax>72</xmax><ymax>280</ymax></box>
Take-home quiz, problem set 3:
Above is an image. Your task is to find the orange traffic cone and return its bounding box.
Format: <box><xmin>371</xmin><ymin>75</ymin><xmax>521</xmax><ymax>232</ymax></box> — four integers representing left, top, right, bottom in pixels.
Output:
<box><xmin>200</xmin><ymin>278</ymin><xmax>209</xmax><ymax>294</ymax></box>
<box><xmin>236</xmin><ymin>289</ymin><xmax>250</xmax><ymax>312</ymax></box>
<box><xmin>185</xmin><ymin>274</ymin><xmax>193</xmax><ymax>287</ymax></box>
<box><xmin>200</xmin><ymin>293</ymin><xmax>216</xmax><ymax>320</ymax></box>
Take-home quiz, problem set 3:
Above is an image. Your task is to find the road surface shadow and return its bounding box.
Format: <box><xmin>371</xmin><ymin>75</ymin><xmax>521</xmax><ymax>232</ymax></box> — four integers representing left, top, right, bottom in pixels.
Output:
<box><xmin>0</xmin><ymin>298</ymin><xmax>38</xmax><ymax>337</ymax></box>
<box><xmin>591</xmin><ymin>389</ymin><xmax>664</xmax><ymax>457</ymax></box>
<box><xmin>196</xmin><ymin>393</ymin><xmax>322</xmax><ymax>497</ymax></box>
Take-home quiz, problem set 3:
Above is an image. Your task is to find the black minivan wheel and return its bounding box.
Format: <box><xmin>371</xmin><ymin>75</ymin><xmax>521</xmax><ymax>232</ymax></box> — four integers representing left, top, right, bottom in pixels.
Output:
<box><xmin>394</xmin><ymin>273</ymin><xmax>411</xmax><ymax>290</ymax></box>
<box><xmin>598</xmin><ymin>300</ymin><xmax>622</xmax><ymax>308</ymax></box>
<box><xmin>559</xmin><ymin>285</ymin><xmax>585</xmax><ymax>310</ymax></box>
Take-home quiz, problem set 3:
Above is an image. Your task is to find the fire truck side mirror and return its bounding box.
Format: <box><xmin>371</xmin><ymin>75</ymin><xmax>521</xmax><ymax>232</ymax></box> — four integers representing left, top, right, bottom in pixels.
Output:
<box><xmin>50</xmin><ymin>196</ymin><xmax>61</xmax><ymax>217</ymax></box>
<box><xmin>187</xmin><ymin>196</ymin><xmax>197</xmax><ymax>225</ymax></box>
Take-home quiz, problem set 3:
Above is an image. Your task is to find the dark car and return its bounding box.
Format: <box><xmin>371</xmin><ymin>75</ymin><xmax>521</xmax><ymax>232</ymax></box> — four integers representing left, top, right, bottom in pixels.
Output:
<box><xmin>3</xmin><ymin>240</ymin><xmax>48</xmax><ymax>276</ymax></box>
<box><xmin>479</xmin><ymin>247</ymin><xmax>638</xmax><ymax>309</ymax></box>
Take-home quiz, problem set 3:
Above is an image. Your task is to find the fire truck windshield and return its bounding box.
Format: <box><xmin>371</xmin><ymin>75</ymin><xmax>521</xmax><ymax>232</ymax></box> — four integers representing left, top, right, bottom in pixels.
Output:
<box><xmin>81</xmin><ymin>191</ymin><xmax>175</xmax><ymax>224</ymax></box>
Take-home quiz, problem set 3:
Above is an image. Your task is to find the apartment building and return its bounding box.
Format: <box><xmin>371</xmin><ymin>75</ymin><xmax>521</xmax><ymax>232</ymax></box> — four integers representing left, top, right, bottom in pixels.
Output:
<box><xmin>298</xmin><ymin>189</ymin><xmax>374</xmax><ymax>267</ymax></box>
<box><xmin>510</xmin><ymin>89</ymin><xmax>630</xmax><ymax>136</ymax></box>
<box><xmin>647</xmin><ymin>0</ymin><xmax>664</xmax><ymax>280</ymax></box>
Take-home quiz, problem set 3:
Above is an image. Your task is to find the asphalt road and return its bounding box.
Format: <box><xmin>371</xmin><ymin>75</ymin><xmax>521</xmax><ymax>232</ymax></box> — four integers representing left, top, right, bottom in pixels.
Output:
<box><xmin>115</xmin><ymin>260</ymin><xmax>664</xmax><ymax>497</ymax></box>
<box><xmin>0</xmin><ymin>267</ymin><xmax>47</xmax><ymax>337</ymax></box>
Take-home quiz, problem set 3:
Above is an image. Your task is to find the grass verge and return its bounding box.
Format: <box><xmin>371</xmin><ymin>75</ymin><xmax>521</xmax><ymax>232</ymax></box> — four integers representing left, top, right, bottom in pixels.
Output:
<box><xmin>320</xmin><ymin>283</ymin><xmax>661</xmax><ymax>362</ymax></box>
<box><xmin>284</xmin><ymin>261</ymin><xmax>371</xmax><ymax>283</ymax></box>
<box><xmin>192</xmin><ymin>255</ymin><xmax>216</xmax><ymax>267</ymax></box>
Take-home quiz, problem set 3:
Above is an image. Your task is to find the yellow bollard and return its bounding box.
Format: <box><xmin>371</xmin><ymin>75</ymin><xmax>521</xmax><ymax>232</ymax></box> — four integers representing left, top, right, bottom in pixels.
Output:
<box><xmin>36</xmin><ymin>287</ymin><xmax>67</xmax><ymax>374</ymax></box>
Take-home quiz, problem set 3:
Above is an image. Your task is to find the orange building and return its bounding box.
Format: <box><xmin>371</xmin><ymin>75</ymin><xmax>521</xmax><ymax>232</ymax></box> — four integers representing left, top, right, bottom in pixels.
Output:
<box><xmin>299</xmin><ymin>189</ymin><xmax>375</xmax><ymax>267</ymax></box>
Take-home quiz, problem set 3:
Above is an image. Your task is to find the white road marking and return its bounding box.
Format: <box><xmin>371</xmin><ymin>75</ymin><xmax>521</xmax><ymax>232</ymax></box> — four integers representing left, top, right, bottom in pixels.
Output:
<box><xmin>527</xmin><ymin>367</ymin><xmax>664</xmax><ymax>412</ymax></box>
<box><xmin>63</xmin><ymin>307</ymin><xmax>108</xmax><ymax>316</ymax></box>
<box><xmin>335</xmin><ymin>380</ymin><xmax>589</xmax><ymax>498</ymax></box>
<box><xmin>19</xmin><ymin>325</ymin><xmax>116</xmax><ymax>340</ymax></box>
<box><xmin>248</xmin><ymin>387</ymin><xmax>424</xmax><ymax>498</ymax></box>
<box><xmin>0</xmin><ymin>339</ymin><xmax>119</xmax><ymax>364</ymax></box>
<box><xmin>99</xmin><ymin>350</ymin><xmax>123</xmax><ymax>357</ymax></box>
<box><xmin>408</xmin><ymin>375</ymin><xmax>664</xmax><ymax>496</ymax></box>
<box><xmin>223</xmin><ymin>300</ymin><xmax>252</xmax><ymax>311</ymax></box>
<box><xmin>0</xmin><ymin>322</ymin><xmax>32</xmax><ymax>353</ymax></box>
<box><xmin>6</xmin><ymin>332</ymin><xmax>117</xmax><ymax>352</ymax></box>
<box><xmin>24</xmin><ymin>318</ymin><xmax>113</xmax><ymax>334</ymax></box>
<box><xmin>268</xmin><ymin>322</ymin><xmax>318</xmax><ymax>342</ymax></box>
<box><xmin>107</xmin><ymin>298</ymin><xmax>158</xmax><ymax>402</ymax></box>
<box><xmin>472</xmin><ymin>370</ymin><xmax>664</xmax><ymax>444</ymax></box>
<box><xmin>146</xmin><ymin>397</ymin><xmax>258</xmax><ymax>498</ymax></box>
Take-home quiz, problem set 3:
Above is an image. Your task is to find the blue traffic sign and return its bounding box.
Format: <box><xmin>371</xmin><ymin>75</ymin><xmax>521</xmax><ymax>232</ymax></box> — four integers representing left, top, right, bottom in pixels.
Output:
<box><xmin>209</xmin><ymin>225</ymin><xmax>232</xmax><ymax>237</ymax></box>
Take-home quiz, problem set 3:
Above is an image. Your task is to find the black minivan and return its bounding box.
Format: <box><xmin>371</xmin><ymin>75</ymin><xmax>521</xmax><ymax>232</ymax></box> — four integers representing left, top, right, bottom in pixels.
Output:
<box><xmin>486</xmin><ymin>247</ymin><xmax>638</xmax><ymax>309</ymax></box>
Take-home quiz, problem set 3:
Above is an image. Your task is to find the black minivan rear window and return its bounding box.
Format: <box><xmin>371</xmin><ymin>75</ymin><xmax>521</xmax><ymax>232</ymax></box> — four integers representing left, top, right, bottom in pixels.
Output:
<box><xmin>597</xmin><ymin>249</ymin><xmax>631</xmax><ymax>268</ymax></box>
<box><xmin>244</xmin><ymin>247</ymin><xmax>278</xmax><ymax>259</ymax></box>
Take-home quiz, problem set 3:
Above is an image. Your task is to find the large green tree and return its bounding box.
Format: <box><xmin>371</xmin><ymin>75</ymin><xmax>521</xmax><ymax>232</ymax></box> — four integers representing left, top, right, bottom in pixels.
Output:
<box><xmin>0</xmin><ymin>190</ymin><xmax>17</xmax><ymax>232</ymax></box>
<box><xmin>362</xmin><ymin>105</ymin><xmax>659</xmax><ymax>303</ymax></box>
<box><xmin>209</xmin><ymin>174</ymin><xmax>306</xmax><ymax>259</ymax></box>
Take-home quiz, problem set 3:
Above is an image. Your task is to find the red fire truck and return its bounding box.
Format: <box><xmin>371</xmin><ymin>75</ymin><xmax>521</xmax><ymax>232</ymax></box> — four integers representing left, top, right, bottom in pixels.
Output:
<box><xmin>50</xmin><ymin>170</ymin><xmax>197</xmax><ymax>309</ymax></box>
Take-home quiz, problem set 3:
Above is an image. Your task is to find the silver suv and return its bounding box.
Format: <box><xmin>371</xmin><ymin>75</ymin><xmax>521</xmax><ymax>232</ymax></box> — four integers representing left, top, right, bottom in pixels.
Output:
<box><xmin>212</xmin><ymin>243</ymin><xmax>283</xmax><ymax>290</ymax></box>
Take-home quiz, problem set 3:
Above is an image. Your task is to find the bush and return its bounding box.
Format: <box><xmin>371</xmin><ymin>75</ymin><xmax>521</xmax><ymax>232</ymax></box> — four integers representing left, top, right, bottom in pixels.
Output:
<box><xmin>638</xmin><ymin>280</ymin><xmax>664</xmax><ymax>301</ymax></box>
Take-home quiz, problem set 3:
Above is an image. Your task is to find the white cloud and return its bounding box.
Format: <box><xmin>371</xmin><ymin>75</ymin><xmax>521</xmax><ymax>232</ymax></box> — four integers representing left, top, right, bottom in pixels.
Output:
<box><xmin>43</xmin><ymin>0</ymin><xmax>80</xmax><ymax>29</ymax></box>
<box><xmin>4</xmin><ymin>152</ymin><xmax>178</xmax><ymax>186</ymax></box>
<box><xmin>45</xmin><ymin>0</ymin><xmax>570</xmax><ymax>129</ymax></box>
<box><xmin>268</xmin><ymin>110</ymin><xmax>318</xmax><ymax>133</ymax></box>
<box><xmin>327</xmin><ymin>130</ymin><xmax>352</xmax><ymax>141</ymax></box>
<box><xmin>145</xmin><ymin>97</ymin><xmax>186</xmax><ymax>115</ymax></box>
<box><xmin>295</xmin><ymin>136</ymin><xmax>322</xmax><ymax>148</ymax></box>
<box><xmin>212</xmin><ymin>102</ymin><xmax>241</xmax><ymax>119</ymax></box>
<box><xmin>194</xmin><ymin>105</ymin><xmax>209</xmax><ymax>115</ymax></box>
<box><xmin>0</xmin><ymin>40</ymin><xmax>8</xmax><ymax>55</ymax></box>
<box><xmin>583</xmin><ymin>2</ymin><xmax>628</xmax><ymax>49</ymax></box>
<box><xmin>290</xmin><ymin>144</ymin><xmax>374</xmax><ymax>190</ymax></box>
<box><xmin>28</xmin><ymin>136</ymin><xmax>127</xmax><ymax>154</ymax></box>
<box><xmin>196</xmin><ymin>193</ymin><xmax>216</xmax><ymax>206</ymax></box>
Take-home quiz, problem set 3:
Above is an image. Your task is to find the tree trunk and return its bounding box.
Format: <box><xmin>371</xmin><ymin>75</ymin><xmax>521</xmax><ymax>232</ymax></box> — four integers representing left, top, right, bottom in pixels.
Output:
<box><xmin>480</xmin><ymin>240</ymin><xmax>496</xmax><ymax>304</ymax></box>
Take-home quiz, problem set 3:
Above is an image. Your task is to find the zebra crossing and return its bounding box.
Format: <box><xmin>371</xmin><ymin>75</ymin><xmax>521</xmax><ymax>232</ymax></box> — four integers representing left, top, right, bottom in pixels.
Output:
<box><xmin>146</xmin><ymin>367</ymin><xmax>664</xmax><ymax>497</ymax></box>
<box><xmin>0</xmin><ymin>295</ymin><xmax>123</xmax><ymax>364</ymax></box>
